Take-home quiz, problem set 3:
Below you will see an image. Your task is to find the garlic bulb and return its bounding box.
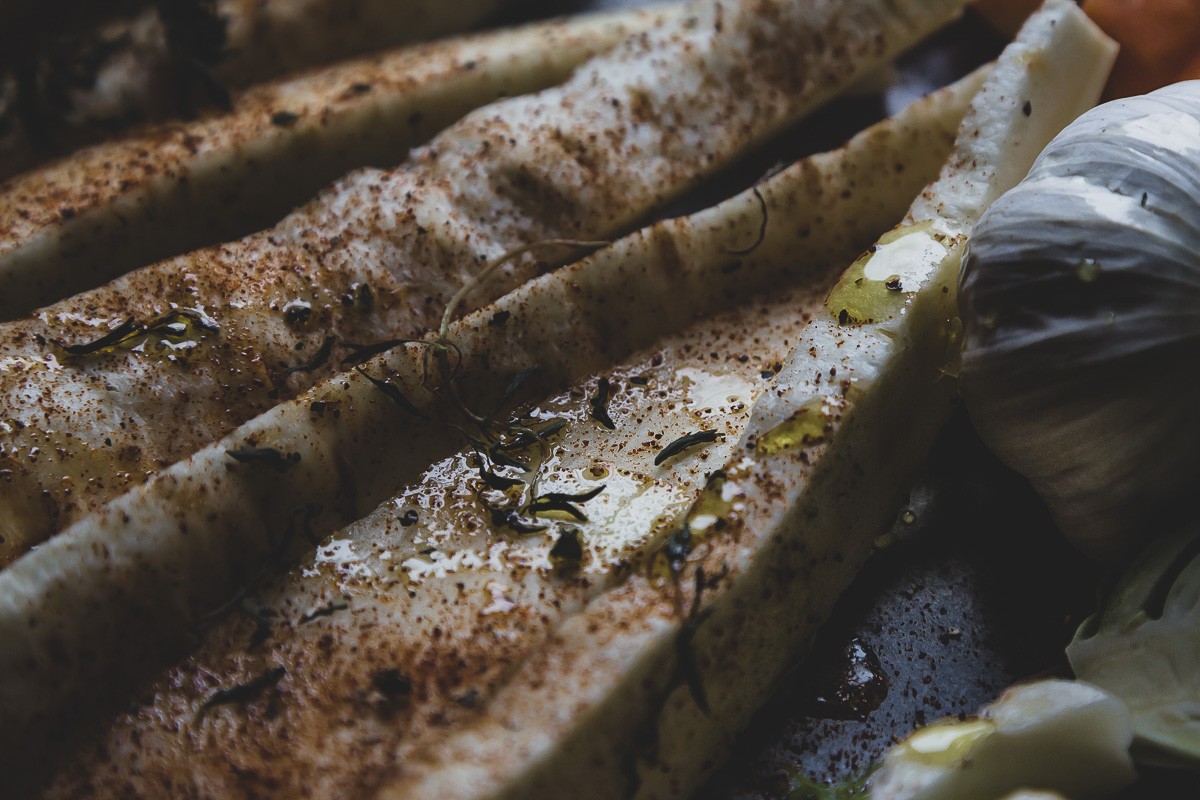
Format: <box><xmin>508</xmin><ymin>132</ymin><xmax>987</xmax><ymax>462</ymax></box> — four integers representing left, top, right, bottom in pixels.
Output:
<box><xmin>958</xmin><ymin>80</ymin><xmax>1200</xmax><ymax>559</ymax></box>
<box><xmin>870</xmin><ymin>679</ymin><xmax>1135</xmax><ymax>800</ymax></box>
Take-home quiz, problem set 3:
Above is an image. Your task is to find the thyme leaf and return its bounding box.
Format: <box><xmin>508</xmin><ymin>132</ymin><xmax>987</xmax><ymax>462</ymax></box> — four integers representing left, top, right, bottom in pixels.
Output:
<box><xmin>528</xmin><ymin>497</ymin><xmax>589</xmax><ymax>522</ymax></box>
<box><xmin>538</xmin><ymin>485</ymin><xmax>606</xmax><ymax>504</ymax></box>
<box><xmin>355</xmin><ymin>366</ymin><xmax>428</xmax><ymax>418</ymax></box>
<box><xmin>494</xmin><ymin>418</ymin><xmax>567</xmax><ymax>451</ymax></box>
<box><xmin>529</xmin><ymin>485</ymin><xmax>604</xmax><ymax>522</ymax></box>
<box><xmin>502</xmin><ymin>367</ymin><xmax>540</xmax><ymax>406</ymax></box>
<box><xmin>50</xmin><ymin>317</ymin><xmax>139</xmax><ymax>355</ymax></box>
<box><xmin>590</xmin><ymin>377</ymin><xmax>616</xmax><ymax>429</ymax></box>
<box><xmin>654</xmin><ymin>430</ymin><xmax>720</xmax><ymax>466</ymax></box>
<box><xmin>488</xmin><ymin>445</ymin><xmax>531</xmax><ymax>472</ymax></box>
<box><xmin>195</xmin><ymin>665</ymin><xmax>286</xmax><ymax>721</ymax></box>
<box><xmin>490</xmin><ymin>507</ymin><xmax>547</xmax><ymax>534</ymax></box>
<box><xmin>51</xmin><ymin>308</ymin><xmax>218</xmax><ymax>359</ymax></box>
<box><xmin>298</xmin><ymin>601</ymin><xmax>349</xmax><ymax>624</ymax></box>
<box><xmin>226</xmin><ymin>447</ymin><xmax>301</xmax><ymax>472</ymax></box>
<box><xmin>477</xmin><ymin>461</ymin><xmax>524</xmax><ymax>491</ymax></box>
<box><xmin>285</xmin><ymin>336</ymin><xmax>335</xmax><ymax>374</ymax></box>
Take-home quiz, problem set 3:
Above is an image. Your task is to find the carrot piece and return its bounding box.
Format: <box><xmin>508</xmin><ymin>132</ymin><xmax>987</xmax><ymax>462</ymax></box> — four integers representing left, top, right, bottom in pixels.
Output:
<box><xmin>1083</xmin><ymin>0</ymin><xmax>1200</xmax><ymax>98</ymax></box>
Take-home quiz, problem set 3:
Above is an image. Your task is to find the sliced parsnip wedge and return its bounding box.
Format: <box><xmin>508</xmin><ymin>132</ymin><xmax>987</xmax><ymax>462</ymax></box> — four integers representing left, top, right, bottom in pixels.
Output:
<box><xmin>871</xmin><ymin>680</ymin><xmax>1135</xmax><ymax>800</ymax></box>
<box><xmin>3</xmin><ymin>67</ymin><xmax>980</xmax><ymax>791</ymax></box>
<box><xmin>0</xmin><ymin>0</ymin><xmax>507</xmax><ymax>181</ymax></box>
<box><xmin>0</xmin><ymin>0</ymin><xmax>969</xmax><ymax>564</ymax></box>
<box><xmin>0</xmin><ymin>6</ymin><xmax>677</xmax><ymax>319</ymax></box>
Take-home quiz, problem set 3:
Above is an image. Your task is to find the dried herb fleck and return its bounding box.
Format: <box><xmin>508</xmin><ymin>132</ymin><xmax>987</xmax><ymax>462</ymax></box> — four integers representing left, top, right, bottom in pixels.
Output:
<box><xmin>589</xmin><ymin>377</ymin><xmax>616</xmax><ymax>429</ymax></box>
<box><xmin>299</xmin><ymin>601</ymin><xmax>348</xmax><ymax>624</ymax></box>
<box><xmin>490</xmin><ymin>507</ymin><xmax>547</xmax><ymax>534</ymax></box>
<box><xmin>493</xmin><ymin>418</ymin><xmax>567</xmax><ymax>452</ymax></box>
<box><xmin>355</xmin><ymin>366</ymin><xmax>427</xmax><ymax>418</ymax></box>
<box><xmin>654</xmin><ymin>430</ymin><xmax>719</xmax><ymax>466</ymax></box>
<box><xmin>488</xmin><ymin>445</ymin><xmax>530</xmax><ymax>472</ymax></box>
<box><xmin>226</xmin><ymin>447</ymin><xmax>300</xmax><ymax>472</ymax></box>
<box><xmin>477</xmin><ymin>460</ymin><xmax>524</xmax><ymax>492</ymax></box>
<box><xmin>285</xmin><ymin>336</ymin><xmax>335</xmax><ymax>374</ymax></box>
<box><xmin>529</xmin><ymin>484</ymin><xmax>604</xmax><ymax>522</ymax></box>
<box><xmin>528</xmin><ymin>497</ymin><xmax>589</xmax><ymax>522</ymax></box>
<box><xmin>538</xmin><ymin>485</ymin><xmax>606</xmax><ymax>504</ymax></box>
<box><xmin>195</xmin><ymin>665</ymin><xmax>286</xmax><ymax>721</ymax></box>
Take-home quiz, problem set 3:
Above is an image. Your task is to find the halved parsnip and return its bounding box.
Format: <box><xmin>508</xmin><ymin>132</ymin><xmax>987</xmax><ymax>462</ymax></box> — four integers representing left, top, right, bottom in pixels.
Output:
<box><xmin>379</xmin><ymin>4</ymin><xmax>1115</xmax><ymax>798</ymax></box>
<box><xmin>11</xmin><ymin>62</ymin><xmax>981</xmax><ymax>795</ymax></box>
<box><xmin>0</xmin><ymin>6</ymin><xmax>677</xmax><ymax>319</ymax></box>
<box><xmin>27</xmin><ymin>0</ymin><xmax>1119</xmax><ymax>783</ymax></box>
<box><xmin>0</xmin><ymin>0</ymin><xmax>507</xmax><ymax>180</ymax></box>
<box><xmin>0</xmin><ymin>0</ymin><xmax>969</xmax><ymax>564</ymax></box>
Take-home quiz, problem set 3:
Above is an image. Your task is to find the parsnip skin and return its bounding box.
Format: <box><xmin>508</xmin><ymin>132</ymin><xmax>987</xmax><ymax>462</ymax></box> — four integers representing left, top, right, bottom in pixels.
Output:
<box><xmin>27</xmin><ymin>66</ymin><xmax>977</xmax><ymax>800</ymax></box>
<box><xmin>0</xmin><ymin>0</ymin><xmax>968</xmax><ymax>566</ymax></box>
<box><xmin>0</xmin><ymin>7</ymin><xmax>672</xmax><ymax>319</ymax></box>
<box><xmin>0</xmin><ymin>0</ymin><xmax>505</xmax><ymax>180</ymax></box>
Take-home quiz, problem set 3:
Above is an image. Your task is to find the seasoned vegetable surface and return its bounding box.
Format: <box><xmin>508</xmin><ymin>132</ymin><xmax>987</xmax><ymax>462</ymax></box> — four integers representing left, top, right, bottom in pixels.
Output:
<box><xmin>6</xmin><ymin>65</ymin><xmax>979</xmax><ymax>795</ymax></box>
<box><xmin>0</xmin><ymin>0</ymin><xmax>967</xmax><ymax>565</ymax></box>
<box><xmin>0</xmin><ymin>6</ymin><xmax>673</xmax><ymax>319</ymax></box>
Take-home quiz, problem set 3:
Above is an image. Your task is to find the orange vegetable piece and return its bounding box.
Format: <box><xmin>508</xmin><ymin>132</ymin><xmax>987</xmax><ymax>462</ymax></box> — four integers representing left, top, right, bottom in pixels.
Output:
<box><xmin>1082</xmin><ymin>0</ymin><xmax>1200</xmax><ymax>98</ymax></box>
<box><xmin>974</xmin><ymin>0</ymin><xmax>1200</xmax><ymax>98</ymax></box>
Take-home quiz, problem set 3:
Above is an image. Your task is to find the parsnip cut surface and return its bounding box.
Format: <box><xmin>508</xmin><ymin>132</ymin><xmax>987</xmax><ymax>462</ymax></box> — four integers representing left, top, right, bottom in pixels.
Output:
<box><xmin>1</xmin><ymin>66</ymin><xmax>979</xmax><ymax>791</ymax></box>
<box><xmin>380</xmin><ymin>5</ymin><xmax>1117</xmax><ymax>799</ymax></box>
<box><xmin>0</xmin><ymin>7</ymin><xmax>675</xmax><ymax>319</ymax></box>
<box><xmin>0</xmin><ymin>0</ymin><xmax>968</xmax><ymax>566</ymax></box>
<box><xmin>44</xmin><ymin>280</ymin><xmax>823</xmax><ymax>799</ymax></box>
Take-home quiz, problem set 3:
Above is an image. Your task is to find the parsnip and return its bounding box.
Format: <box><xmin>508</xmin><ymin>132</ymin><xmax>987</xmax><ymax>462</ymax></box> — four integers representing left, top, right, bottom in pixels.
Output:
<box><xmin>11</xmin><ymin>63</ymin><xmax>981</xmax><ymax>796</ymax></box>
<box><xmin>377</xmin><ymin>5</ymin><xmax>1114</xmax><ymax>799</ymax></box>
<box><xmin>9</xmin><ymin>2</ymin><xmax>1118</xmax><ymax>789</ymax></box>
<box><xmin>0</xmin><ymin>0</ymin><xmax>507</xmax><ymax>180</ymax></box>
<box><xmin>0</xmin><ymin>6</ymin><xmax>676</xmax><ymax>320</ymax></box>
<box><xmin>0</xmin><ymin>0</ymin><xmax>968</xmax><ymax>565</ymax></box>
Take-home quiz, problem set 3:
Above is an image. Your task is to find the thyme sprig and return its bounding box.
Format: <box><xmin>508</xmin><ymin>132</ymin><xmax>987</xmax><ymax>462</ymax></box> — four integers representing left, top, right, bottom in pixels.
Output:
<box><xmin>51</xmin><ymin>307</ymin><xmax>218</xmax><ymax>359</ymax></box>
<box><xmin>725</xmin><ymin>185</ymin><xmax>768</xmax><ymax>257</ymax></box>
<box><xmin>438</xmin><ymin>239</ymin><xmax>609</xmax><ymax>339</ymax></box>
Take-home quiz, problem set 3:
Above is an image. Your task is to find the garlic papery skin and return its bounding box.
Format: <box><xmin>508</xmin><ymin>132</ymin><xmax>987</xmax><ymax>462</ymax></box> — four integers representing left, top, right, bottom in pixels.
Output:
<box><xmin>958</xmin><ymin>80</ymin><xmax>1200</xmax><ymax>559</ymax></box>
<box><xmin>870</xmin><ymin>680</ymin><xmax>1135</xmax><ymax>800</ymax></box>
